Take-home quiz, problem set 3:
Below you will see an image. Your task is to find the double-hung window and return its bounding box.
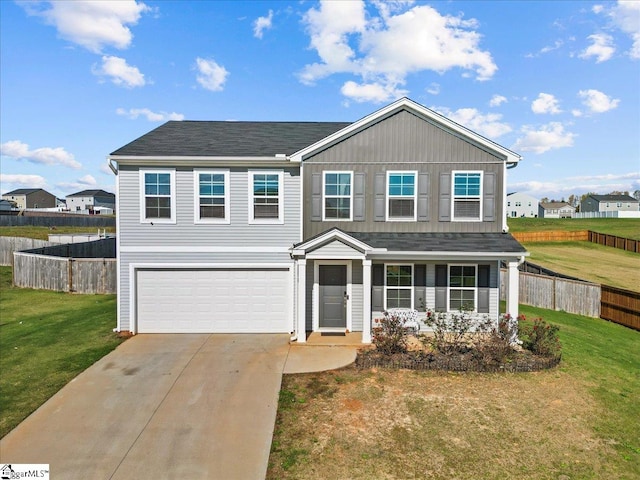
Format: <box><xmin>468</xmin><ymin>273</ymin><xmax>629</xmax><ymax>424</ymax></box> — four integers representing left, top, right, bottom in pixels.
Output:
<box><xmin>194</xmin><ymin>170</ymin><xmax>229</xmax><ymax>223</ymax></box>
<box><xmin>452</xmin><ymin>171</ymin><xmax>482</xmax><ymax>221</ymax></box>
<box><xmin>385</xmin><ymin>264</ymin><xmax>413</xmax><ymax>309</ymax></box>
<box><xmin>323</xmin><ymin>171</ymin><xmax>352</xmax><ymax>220</ymax></box>
<box><xmin>141</xmin><ymin>170</ymin><xmax>175</xmax><ymax>223</ymax></box>
<box><xmin>387</xmin><ymin>171</ymin><xmax>417</xmax><ymax>221</ymax></box>
<box><xmin>249</xmin><ymin>171</ymin><xmax>283</xmax><ymax>223</ymax></box>
<box><xmin>448</xmin><ymin>265</ymin><xmax>477</xmax><ymax>311</ymax></box>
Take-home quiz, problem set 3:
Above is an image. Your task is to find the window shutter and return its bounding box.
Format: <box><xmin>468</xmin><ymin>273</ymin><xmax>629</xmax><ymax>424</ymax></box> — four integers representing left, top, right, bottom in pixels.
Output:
<box><xmin>372</xmin><ymin>264</ymin><xmax>384</xmax><ymax>286</ymax></box>
<box><xmin>478</xmin><ymin>265</ymin><xmax>490</xmax><ymax>288</ymax></box>
<box><xmin>311</xmin><ymin>173</ymin><xmax>322</xmax><ymax>221</ymax></box>
<box><xmin>374</xmin><ymin>173</ymin><xmax>386</xmax><ymax>221</ymax></box>
<box><xmin>477</xmin><ymin>264</ymin><xmax>491</xmax><ymax>313</ymax></box>
<box><xmin>434</xmin><ymin>264</ymin><xmax>447</xmax><ymax>311</ymax></box>
<box><xmin>372</xmin><ymin>264</ymin><xmax>385</xmax><ymax>311</ymax></box>
<box><xmin>417</xmin><ymin>173</ymin><xmax>429</xmax><ymax>221</ymax></box>
<box><xmin>483</xmin><ymin>172</ymin><xmax>496</xmax><ymax>222</ymax></box>
<box><xmin>353</xmin><ymin>172</ymin><xmax>365</xmax><ymax>221</ymax></box>
<box><xmin>414</xmin><ymin>264</ymin><xmax>426</xmax><ymax>287</ymax></box>
<box><xmin>439</xmin><ymin>173</ymin><xmax>451</xmax><ymax>222</ymax></box>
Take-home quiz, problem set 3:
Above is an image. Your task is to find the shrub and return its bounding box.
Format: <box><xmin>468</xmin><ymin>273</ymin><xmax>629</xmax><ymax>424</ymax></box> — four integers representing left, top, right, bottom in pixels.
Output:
<box><xmin>372</xmin><ymin>311</ymin><xmax>410</xmax><ymax>355</ymax></box>
<box><xmin>474</xmin><ymin>314</ymin><xmax>520</xmax><ymax>364</ymax></box>
<box><xmin>420</xmin><ymin>308</ymin><xmax>495</xmax><ymax>355</ymax></box>
<box><xmin>518</xmin><ymin>316</ymin><xmax>561</xmax><ymax>358</ymax></box>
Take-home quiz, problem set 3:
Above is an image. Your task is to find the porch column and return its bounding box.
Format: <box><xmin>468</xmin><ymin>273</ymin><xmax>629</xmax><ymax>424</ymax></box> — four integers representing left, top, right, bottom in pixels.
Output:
<box><xmin>362</xmin><ymin>259</ymin><xmax>372</xmax><ymax>343</ymax></box>
<box><xmin>506</xmin><ymin>260</ymin><xmax>519</xmax><ymax>320</ymax></box>
<box><xmin>297</xmin><ymin>259</ymin><xmax>307</xmax><ymax>343</ymax></box>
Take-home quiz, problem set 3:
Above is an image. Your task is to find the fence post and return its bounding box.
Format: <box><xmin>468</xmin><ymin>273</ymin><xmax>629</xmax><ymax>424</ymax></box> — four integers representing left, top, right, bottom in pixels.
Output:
<box><xmin>68</xmin><ymin>258</ymin><xmax>74</xmax><ymax>292</ymax></box>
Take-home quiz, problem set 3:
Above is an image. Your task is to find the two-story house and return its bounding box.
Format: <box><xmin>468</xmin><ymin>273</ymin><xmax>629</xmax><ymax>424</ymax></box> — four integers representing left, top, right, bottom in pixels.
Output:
<box><xmin>109</xmin><ymin>98</ymin><xmax>527</xmax><ymax>343</ymax></box>
<box><xmin>581</xmin><ymin>194</ymin><xmax>639</xmax><ymax>213</ymax></box>
<box><xmin>66</xmin><ymin>189</ymin><xmax>116</xmax><ymax>214</ymax></box>
<box><xmin>2</xmin><ymin>188</ymin><xmax>56</xmax><ymax>209</ymax></box>
<box><xmin>506</xmin><ymin>192</ymin><xmax>538</xmax><ymax>218</ymax></box>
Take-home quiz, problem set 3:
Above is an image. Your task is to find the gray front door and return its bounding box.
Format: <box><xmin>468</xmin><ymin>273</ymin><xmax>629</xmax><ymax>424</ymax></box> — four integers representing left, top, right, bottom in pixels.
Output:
<box><xmin>319</xmin><ymin>265</ymin><xmax>347</xmax><ymax>329</ymax></box>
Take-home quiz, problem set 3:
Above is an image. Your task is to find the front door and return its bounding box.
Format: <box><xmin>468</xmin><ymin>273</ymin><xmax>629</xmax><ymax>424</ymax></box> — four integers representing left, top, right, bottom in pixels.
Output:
<box><xmin>319</xmin><ymin>265</ymin><xmax>347</xmax><ymax>329</ymax></box>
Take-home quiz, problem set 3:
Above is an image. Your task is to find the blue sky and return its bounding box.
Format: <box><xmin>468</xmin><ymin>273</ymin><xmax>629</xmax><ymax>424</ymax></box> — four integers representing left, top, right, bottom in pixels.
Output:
<box><xmin>1</xmin><ymin>0</ymin><xmax>639</xmax><ymax>201</ymax></box>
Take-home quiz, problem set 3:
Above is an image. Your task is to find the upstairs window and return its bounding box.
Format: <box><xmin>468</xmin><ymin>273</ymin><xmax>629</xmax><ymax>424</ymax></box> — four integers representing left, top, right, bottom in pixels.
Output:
<box><xmin>195</xmin><ymin>170</ymin><xmax>229</xmax><ymax>223</ymax></box>
<box><xmin>323</xmin><ymin>172</ymin><xmax>352</xmax><ymax>220</ymax></box>
<box><xmin>250</xmin><ymin>171</ymin><xmax>283</xmax><ymax>223</ymax></box>
<box><xmin>387</xmin><ymin>172</ymin><xmax>416</xmax><ymax>221</ymax></box>
<box><xmin>385</xmin><ymin>264</ymin><xmax>413</xmax><ymax>309</ymax></box>
<box><xmin>452</xmin><ymin>171</ymin><xmax>482</xmax><ymax>221</ymax></box>
<box><xmin>141</xmin><ymin>170</ymin><xmax>175</xmax><ymax>223</ymax></box>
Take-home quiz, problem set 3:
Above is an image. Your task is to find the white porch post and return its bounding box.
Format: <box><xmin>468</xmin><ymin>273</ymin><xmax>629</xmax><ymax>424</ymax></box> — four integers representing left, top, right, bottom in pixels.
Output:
<box><xmin>362</xmin><ymin>259</ymin><xmax>372</xmax><ymax>343</ymax></box>
<box><xmin>506</xmin><ymin>260</ymin><xmax>519</xmax><ymax>319</ymax></box>
<box><xmin>297</xmin><ymin>259</ymin><xmax>307</xmax><ymax>343</ymax></box>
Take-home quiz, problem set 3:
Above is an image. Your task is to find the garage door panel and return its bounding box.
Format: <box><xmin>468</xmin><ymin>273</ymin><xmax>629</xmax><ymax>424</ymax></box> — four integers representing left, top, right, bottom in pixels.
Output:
<box><xmin>137</xmin><ymin>268</ymin><xmax>291</xmax><ymax>333</ymax></box>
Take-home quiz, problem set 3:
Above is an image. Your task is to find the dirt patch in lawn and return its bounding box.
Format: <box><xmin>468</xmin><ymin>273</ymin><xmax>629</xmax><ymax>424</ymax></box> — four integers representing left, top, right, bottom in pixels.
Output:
<box><xmin>268</xmin><ymin>366</ymin><xmax>619</xmax><ymax>480</ymax></box>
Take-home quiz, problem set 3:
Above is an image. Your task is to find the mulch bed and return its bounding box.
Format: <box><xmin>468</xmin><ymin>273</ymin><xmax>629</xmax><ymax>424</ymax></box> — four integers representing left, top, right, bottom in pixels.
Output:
<box><xmin>356</xmin><ymin>349</ymin><xmax>561</xmax><ymax>373</ymax></box>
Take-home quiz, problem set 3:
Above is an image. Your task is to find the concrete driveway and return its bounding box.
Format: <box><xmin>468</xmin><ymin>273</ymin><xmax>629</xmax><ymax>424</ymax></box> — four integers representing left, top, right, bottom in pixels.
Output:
<box><xmin>0</xmin><ymin>334</ymin><xmax>291</xmax><ymax>479</ymax></box>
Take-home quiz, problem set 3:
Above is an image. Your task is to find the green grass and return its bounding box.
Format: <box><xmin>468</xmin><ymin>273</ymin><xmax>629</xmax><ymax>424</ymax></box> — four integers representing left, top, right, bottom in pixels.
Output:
<box><xmin>0</xmin><ymin>226</ymin><xmax>116</xmax><ymax>241</ymax></box>
<box><xmin>519</xmin><ymin>304</ymin><xmax>640</xmax><ymax>468</ymax></box>
<box><xmin>508</xmin><ymin>217</ymin><xmax>640</xmax><ymax>240</ymax></box>
<box><xmin>0</xmin><ymin>266</ymin><xmax>123</xmax><ymax>438</ymax></box>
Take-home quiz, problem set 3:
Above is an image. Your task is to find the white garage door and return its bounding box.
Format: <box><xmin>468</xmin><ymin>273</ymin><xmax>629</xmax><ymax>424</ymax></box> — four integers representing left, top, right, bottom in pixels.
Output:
<box><xmin>136</xmin><ymin>268</ymin><xmax>291</xmax><ymax>333</ymax></box>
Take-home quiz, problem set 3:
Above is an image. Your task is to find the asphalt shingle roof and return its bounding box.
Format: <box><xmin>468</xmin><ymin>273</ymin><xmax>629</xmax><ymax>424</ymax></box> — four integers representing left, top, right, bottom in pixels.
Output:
<box><xmin>66</xmin><ymin>189</ymin><xmax>115</xmax><ymax>198</ymax></box>
<box><xmin>3</xmin><ymin>188</ymin><xmax>47</xmax><ymax>195</ymax></box>
<box><xmin>589</xmin><ymin>194</ymin><xmax>638</xmax><ymax>202</ymax></box>
<box><xmin>110</xmin><ymin>121</ymin><xmax>351</xmax><ymax>157</ymax></box>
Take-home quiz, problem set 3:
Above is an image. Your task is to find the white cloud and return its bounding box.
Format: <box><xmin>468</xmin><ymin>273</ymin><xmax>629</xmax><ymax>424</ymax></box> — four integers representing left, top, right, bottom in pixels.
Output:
<box><xmin>426</xmin><ymin>82</ymin><xmax>440</xmax><ymax>95</ymax></box>
<box><xmin>94</xmin><ymin>55</ymin><xmax>145</xmax><ymax>88</ymax></box>
<box><xmin>253</xmin><ymin>10</ymin><xmax>273</xmax><ymax>39</ymax></box>
<box><xmin>195</xmin><ymin>57</ymin><xmax>229</xmax><ymax>92</ymax></box>
<box><xmin>592</xmin><ymin>5</ymin><xmax>605</xmax><ymax>14</ymax></box>
<box><xmin>300</xmin><ymin>1</ymin><xmax>497</xmax><ymax>103</ymax></box>
<box><xmin>433</xmin><ymin>107</ymin><xmax>512</xmax><ymax>139</ymax></box>
<box><xmin>0</xmin><ymin>140</ymin><xmax>81</xmax><ymax>169</ymax></box>
<box><xmin>341</xmin><ymin>80</ymin><xmax>408</xmax><ymax>103</ymax></box>
<box><xmin>510</xmin><ymin>172</ymin><xmax>640</xmax><ymax>198</ymax></box>
<box><xmin>0</xmin><ymin>174</ymin><xmax>48</xmax><ymax>190</ymax></box>
<box><xmin>578</xmin><ymin>89</ymin><xmax>620</xmax><ymax>113</ymax></box>
<box><xmin>572</xmin><ymin>109</ymin><xmax>583</xmax><ymax>117</ymax></box>
<box><xmin>531</xmin><ymin>93</ymin><xmax>562</xmax><ymax>114</ymax></box>
<box><xmin>489</xmin><ymin>94</ymin><xmax>507</xmax><ymax>107</ymax></box>
<box><xmin>526</xmin><ymin>39</ymin><xmax>564</xmax><ymax>58</ymax></box>
<box><xmin>21</xmin><ymin>0</ymin><xmax>150</xmax><ymax>53</ymax></box>
<box><xmin>116</xmin><ymin>108</ymin><xmax>184</xmax><ymax>121</ymax></box>
<box><xmin>512</xmin><ymin>122</ymin><xmax>576</xmax><ymax>154</ymax></box>
<box><xmin>579</xmin><ymin>33</ymin><xmax>615</xmax><ymax>62</ymax></box>
<box><xmin>56</xmin><ymin>174</ymin><xmax>99</xmax><ymax>191</ymax></box>
<box><xmin>608</xmin><ymin>1</ymin><xmax>640</xmax><ymax>59</ymax></box>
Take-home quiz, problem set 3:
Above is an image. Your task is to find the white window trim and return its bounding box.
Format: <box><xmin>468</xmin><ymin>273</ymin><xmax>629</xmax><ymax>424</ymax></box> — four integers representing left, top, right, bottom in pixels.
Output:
<box><xmin>139</xmin><ymin>168</ymin><xmax>176</xmax><ymax>224</ymax></box>
<box><xmin>248</xmin><ymin>170</ymin><xmax>284</xmax><ymax>224</ymax></box>
<box><xmin>322</xmin><ymin>170</ymin><xmax>353</xmax><ymax>221</ymax></box>
<box><xmin>194</xmin><ymin>169</ymin><xmax>230</xmax><ymax>224</ymax></box>
<box><xmin>451</xmin><ymin>170</ymin><xmax>483</xmax><ymax>222</ymax></box>
<box><xmin>386</xmin><ymin>170</ymin><xmax>418</xmax><ymax>222</ymax></box>
<box><xmin>384</xmin><ymin>263</ymin><xmax>414</xmax><ymax>310</ymax></box>
<box><xmin>447</xmin><ymin>264</ymin><xmax>478</xmax><ymax>313</ymax></box>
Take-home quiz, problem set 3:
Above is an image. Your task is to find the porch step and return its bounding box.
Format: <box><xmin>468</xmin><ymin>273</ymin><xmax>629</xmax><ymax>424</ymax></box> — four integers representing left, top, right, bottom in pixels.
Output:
<box><xmin>300</xmin><ymin>331</ymin><xmax>366</xmax><ymax>346</ymax></box>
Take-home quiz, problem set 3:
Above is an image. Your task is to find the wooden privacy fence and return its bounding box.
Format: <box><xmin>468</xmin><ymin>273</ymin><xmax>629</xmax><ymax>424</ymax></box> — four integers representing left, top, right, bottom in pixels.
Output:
<box><xmin>0</xmin><ymin>236</ymin><xmax>54</xmax><ymax>266</ymax></box>
<box><xmin>588</xmin><ymin>231</ymin><xmax>639</xmax><ymax>253</ymax></box>
<box><xmin>513</xmin><ymin>230</ymin><xmax>639</xmax><ymax>253</ymax></box>
<box><xmin>500</xmin><ymin>270</ymin><xmax>639</xmax><ymax>331</ymax></box>
<box><xmin>601</xmin><ymin>285</ymin><xmax>640</xmax><ymax>331</ymax></box>
<box><xmin>13</xmin><ymin>252</ymin><xmax>116</xmax><ymax>294</ymax></box>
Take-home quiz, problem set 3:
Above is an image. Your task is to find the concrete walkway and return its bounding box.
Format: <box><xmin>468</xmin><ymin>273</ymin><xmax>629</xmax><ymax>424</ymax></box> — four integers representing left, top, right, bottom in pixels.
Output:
<box><xmin>0</xmin><ymin>334</ymin><xmax>357</xmax><ymax>480</ymax></box>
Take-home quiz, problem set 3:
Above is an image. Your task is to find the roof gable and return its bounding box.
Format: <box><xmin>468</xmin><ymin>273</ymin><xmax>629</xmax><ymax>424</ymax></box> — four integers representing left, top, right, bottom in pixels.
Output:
<box><xmin>289</xmin><ymin>97</ymin><xmax>522</xmax><ymax>164</ymax></box>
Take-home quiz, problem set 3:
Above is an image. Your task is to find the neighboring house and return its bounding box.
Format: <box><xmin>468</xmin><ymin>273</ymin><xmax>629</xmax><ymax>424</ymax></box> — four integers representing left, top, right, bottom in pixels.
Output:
<box><xmin>506</xmin><ymin>192</ymin><xmax>538</xmax><ymax>218</ymax></box>
<box><xmin>66</xmin><ymin>189</ymin><xmax>116</xmax><ymax>214</ymax></box>
<box><xmin>1</xmin><ymin>188</ymin><xmax>56</xmax><ymax>209</ymax></box>
<box><xmin>109</xmin><ymin>98</ymin><xmax>527</xmax><ymax>342</ymax></box>
<box><xmin>581</xmin><ymin>194</ymin><xmax>639</xmax><ymax>213</ymax></box>
<box><xmin>538</xmin><ymin>202</ymin><xmax>575</xmax><ymax>218</ymax></box>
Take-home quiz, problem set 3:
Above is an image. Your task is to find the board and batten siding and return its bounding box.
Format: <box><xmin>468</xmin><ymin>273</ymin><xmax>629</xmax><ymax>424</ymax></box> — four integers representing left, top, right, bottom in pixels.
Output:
<box><xmin>118</xmin><ymin>165</ymin><xmax>301</xmax><ymax>247</ymax></box>
<box><xmin>302</xmin><ymin>109</ymin><xmax>505</xmax><ymax>238</ymax></box>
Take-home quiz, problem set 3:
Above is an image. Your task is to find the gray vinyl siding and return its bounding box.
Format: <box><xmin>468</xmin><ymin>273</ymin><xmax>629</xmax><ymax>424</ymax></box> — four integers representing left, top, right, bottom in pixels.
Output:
<box><xmin>351</xmin><ymin>260</ymin><xmax>363</xmax><ymax>332</ymax></box>
<box><xmin>118</xmin><ymin>250</ymin><xmax>293</xmax><ymax>332</ymax></box>
<box><xmin>302</xmin><ymin>110</ymin><xmax>505</xmax><ymax>238</ymax></box>
<box><xmin>309</xmin><ymin>240</ymin><xmax>364</xmax><ymax>257</ymax></box>
<box><xmin>118</xmin><ymin>165</ymin><xmax>300</xmax><ymax>247</ymax></box>
<box><xmin>305</xmin><ymin>260</ymin><xmax>314</xmax><ymax>331</ymax></box>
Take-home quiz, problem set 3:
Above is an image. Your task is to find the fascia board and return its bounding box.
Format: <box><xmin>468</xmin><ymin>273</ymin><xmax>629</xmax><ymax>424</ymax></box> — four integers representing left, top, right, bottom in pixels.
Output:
<box><xmin>109</xmin><ymin>155</ymin><xmax>294</xmax><ymax>167</ymax></box>
<box><xmin>370</xmin><ymin>251</ymin><xmax>530</xmax><ymax>261</ymax></box>
<box><xmin>289</xmin><ymin>97</ymin><xmax>522</xmax><ymax>164</ymax></box>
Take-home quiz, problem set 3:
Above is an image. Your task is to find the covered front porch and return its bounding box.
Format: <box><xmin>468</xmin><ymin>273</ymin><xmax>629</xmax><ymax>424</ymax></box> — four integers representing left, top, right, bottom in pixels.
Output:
<box><xmin>291</xmin><ymin>229</ymin><xmax>528</xmax><ymax>344</ymax></box>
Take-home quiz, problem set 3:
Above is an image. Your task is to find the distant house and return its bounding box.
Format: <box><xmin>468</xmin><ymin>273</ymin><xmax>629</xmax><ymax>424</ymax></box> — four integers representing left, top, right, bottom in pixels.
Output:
<box><xmin>581</xmin><ymin>194</ymin><xmax>639</xmax><ymax>213</ymax></box>
<box><xmin>66</xmin><ymin>189</ymin><xmax>115</xmax><ymax>214</ymax></box>
<box><xmin>0</xmin><ymin>199</ymin><xmax>15</xmax><ymax>211</ymax></box>
<box><xmin>539</xmin><ymin>202</ymin><xmax>575</xmax><ymax>218</ymax></box>
<box><xmin>1</xmin><ymin>188</ymin><xmax>56</xmax><ymax>209</ymax></box>
<box><xmin>506</xmin><ymin>192</ymin><xmax>538</xmax><ymax>218</ymax></box>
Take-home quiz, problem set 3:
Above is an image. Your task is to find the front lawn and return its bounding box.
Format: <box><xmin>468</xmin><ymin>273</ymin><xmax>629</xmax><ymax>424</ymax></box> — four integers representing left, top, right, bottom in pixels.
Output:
<box><xmin>0</xmin><ymin>266</ymin><xmax>123</xmax><ymax>438</ymax></box>
<box><xmin>267</xmin><ymin>305</ymin><xmax>640</xmax><ymax>479</ymax></box>
<box><xmin>508</xmin><ymin>217</ymin><xmax>640</xmax><ymax>240</ymax></box>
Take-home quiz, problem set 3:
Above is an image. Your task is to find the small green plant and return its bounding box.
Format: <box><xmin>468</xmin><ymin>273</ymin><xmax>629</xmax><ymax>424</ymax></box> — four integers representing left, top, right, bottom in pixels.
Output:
<box><xmin>372</xmin><ymin>311</ymin><xmax>410</xmax><ymax>355</ymax></box>
<box><xmin>420</xmin><ymin>308</ymin><xmax>495</xmax><ymax>354</ymax></box>
<box><xmin>518</xmin><ymin>315</ymin><xmax>562</xmax><ymax>358</ymax></box>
